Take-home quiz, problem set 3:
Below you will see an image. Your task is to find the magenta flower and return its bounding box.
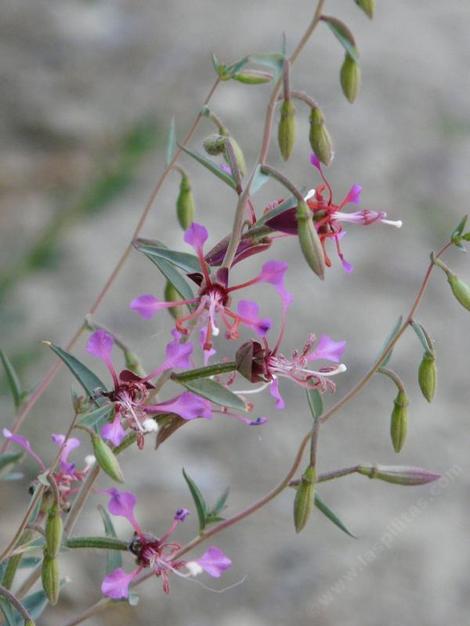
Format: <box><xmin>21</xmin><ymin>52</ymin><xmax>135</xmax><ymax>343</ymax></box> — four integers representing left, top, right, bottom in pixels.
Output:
<box><xmin>130</xmin><ymin>222</ymin><xmax>292</xmax><ymax>351</ymax></box>
<box><xmin>100</xmin><ymin>489</ymin><xmax>231</xmax><ymax>598</ymax></box>
<box><xmin>264</xmin><ymin>154</ymin><xmax>402</xmax><ymax>272</ymax></box>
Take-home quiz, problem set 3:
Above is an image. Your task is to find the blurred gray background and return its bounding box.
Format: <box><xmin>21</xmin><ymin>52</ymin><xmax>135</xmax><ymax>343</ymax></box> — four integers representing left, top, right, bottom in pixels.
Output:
<box><xmin>1</xmin><ymin>1</ymin><xmax>470</xmax><ymax>625</ymax></box>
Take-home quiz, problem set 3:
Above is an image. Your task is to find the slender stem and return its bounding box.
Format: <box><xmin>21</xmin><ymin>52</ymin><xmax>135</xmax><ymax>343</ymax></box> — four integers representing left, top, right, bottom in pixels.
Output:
<box><xmin>317</xmin><ymin>465</ymin><xmax>360</xmax><ymax>483</ymax></box>
<box><xmin>309</xmin><ymin>414</ymin><xmax>321</xmax><ymax>469</ymax></box>
<box><xmin>320</xmin><ymin>241</ymin><xmax>452</xmax><ymax>424</ymax></box>
<box><xmin>378</xmin><ymin>367</ymin><xmax>406</xmax><ymax>393</ymax></box>
<box><xmin>171</xmin><ymin>361</ymin><xmax>237</xmax><ymax>382</ymax></box>
<box><xmin>64</xmin><ymin>465</ymin><xmax>100</xmax><ymax>537</ymax></box>
<box><xmin>0</xmin><ymin>584</ymin><xmax>34</xmax><ymax>623</ymax></box>
<box><xmin>1</xmin><ymin>78</ymin><xmax>221</xmax><ymax>452</ymax></box>
<box><xmin>0</xmin><ymin>487</ymin><xmax>44</xmax><ymax>566</ymax></box>
<box><xmin>260</xmin><ymin>164</ymin><xmax>305</xmax><ymax>203</ymax></box>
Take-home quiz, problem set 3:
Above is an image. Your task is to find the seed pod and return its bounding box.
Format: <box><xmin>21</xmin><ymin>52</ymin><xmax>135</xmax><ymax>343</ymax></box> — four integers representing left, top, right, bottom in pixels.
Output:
<box><xmin>309</xmin><ymin>107</ymin><xmax>333</xmax><ymax>166</ymax></box>
<box><xmin>176</xmin><ymin>173</ymin><xmax>195</xmax><ymax>230</ymax></box>
<box><xmin>390</xmin><ymin>390</ymin><xmax>408</xmax><ymax>453</ymax></box>
<box><xmin>164</xmin><ymin>281</ymin><xmax>185</xmax><ymax>320</ymax></box>
<box><xmin>45</xmin><ymin>506</ymin><xmax>63</xmax><ymax>559</ymax></box>
<box><xmin>340</xmin><ymin>54</ymin><xmax>361</xmax><ymax>103</ymax></box>
<box><xmin>203</xmin><ymin>133</ymin><xmax>226</xmax><ymax>156</ymax></box>
<box><xmin>92</xmin><ymin>434</ymin><xmax>124</xmax><ymax>483</ymax></box>
<box><xmin>41</xmin><ymin>555</ymin><xmax>60</xmax><ymax>606</ymax></box>
<box><xmin>357</xmin><ymin>464</ymin><xmax>440</xmax><ymax>486</ymax></box>
<box><xmin>296</xmin><ymin>200</ymin><xmax>325</xmax><ymax>279</ymax></box>
<box><xmin>293</xmin><ymin>466</ymin><xmax>316</xmax><ymax>533</ymax></box>
<box><xmin>224</xmin><ymin>137</ymin><xmax>247</xmax><ymax>178</ymax></box>
<box><xmin>418</xmin><ymin>351</ymin><xmax>437</xmax><ymax>403</ymax></box>
<box><xmin>355</xmin><ymin>0</ymin><xmax>375</xmax><ymax>19</ymax></box>
<box><xmin>447</xmin><ymin>272</ymin><xmax>470</xmax><ymax>311</ymax></box>
<box><xmin>278</xmin><ymin>99</ymin><xmax>297</xmax><ymax>161</ymax></box>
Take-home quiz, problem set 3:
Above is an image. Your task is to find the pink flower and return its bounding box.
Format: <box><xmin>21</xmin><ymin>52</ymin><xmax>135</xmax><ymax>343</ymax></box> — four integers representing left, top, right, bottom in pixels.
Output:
<box><xmin>186</xmin><ymin>546</ymin><xmax>232</xmax><ymax>578</ymax></box>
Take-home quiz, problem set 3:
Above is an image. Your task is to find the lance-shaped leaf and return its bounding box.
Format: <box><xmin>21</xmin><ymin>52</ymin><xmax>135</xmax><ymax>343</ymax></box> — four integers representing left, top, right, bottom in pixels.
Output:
<box><xmin>179</xmin><ymin>378</ymin><xmax>246</xmax><ymax>412</ymax></box>
<box><xmin>306</xmin><ymin>389</ymin><xmax>324</xmax><ymax>420</ymax></box>
<box><xmin>410</xmin><ymin>321</ymin><xmax>433</xmax><ymax>353</ymax></box>
<box><xmin>251</xmin><ymin>165</ymin><xmax>271</xmax><ymax>195</ymax></box>
<box><xmin>78</xmin><ymin>404</ymin><xmax>114</xmax><ymax>432</ymax></box>
<box><xmin>0</xmin><ymin>350</ymin><xmax>26</xmax><ymax>410</ymax></box>
<box><xmin>451</xmin><ymin>214</ymin><xmax>468</xmax><ymax>248</ymax></box>
<box><xmin>179</xmin><ymin>145</ymin><xmax>237</xmax><ymax>189</ymax></box>
<box><xmin>45</xmin><ymin>343</ymin><xmax>107</xmax><ymax>406</ymax></box>
<box><xmin>166</xmin><ymin>117</ymin><xmax>176</xmax><ymax>166</ymax></box>
<box><xmin>14</xmin><ymin>579</ymin><xmax>68</xmax><ymax>626</ymax></box>
<box><xmin>182</xmin><ymin>468</ymin><xmax>207</xmax><ymax>532</ymax></box>
<box><xmin>0</xmin><ymin>598</ymin><xmax>16</xmax><ymax>626</ymax></box>
<box><xmin>376</xmin><ymin>316</ymin><xmax>403</xmax><ymax>368</ymax></box>
<box><xmin>206</xmin><ymin>486</ymin><xmax>230</xmax><ymax>524</ymax></box>
<box><xmin>134</xmin><ymin>239</ymin><xmax>200</xmax><ymax>274</ymax></box>
<box><xmin>98</xmin><ymin>505</ymin><xmax>123</xmax><ymax>573</ymax></box>
<box><xmin>321</xmin><ymin>16</ymin><xmax>359</xmax><ymax>62</ymax></box>
<box><xmin>247</xmin><ymin>52</ymin><xmax>285</xmax><ymax>79</ymax></box>
<box><xmin>314</xmin><ymin>494</ymin><xmax>356</xmax><ymax>538</ymax></box>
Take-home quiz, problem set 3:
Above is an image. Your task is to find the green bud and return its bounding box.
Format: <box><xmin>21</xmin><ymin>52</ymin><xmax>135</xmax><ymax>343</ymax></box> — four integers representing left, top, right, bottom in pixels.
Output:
<box><xmin>224</xmin><ymin>137</ymin><xmax>247</xmax><ymax>178</ymax></box>
<box><xmin>233</xmin><ymin>70</ymin><xmax>273</xmax><ymax>84</ymax></box>
<box><xmin>164</xmin><ymin>281</ymin><xmax>186</xmax><ymax>320</ymax></box>
<box><xmin>45</xmin><ymin>506</ymin><xmax>63</xmax><ymax>558</ymax></box>
<box><xmin>309</xmin><ymin>107</ymin><xmax>333</xmax><ymax>166</ymax></box>
<box><xmin>203</xmin><ymin>133</ymin><xmax>226</xmax><ymax>156</ymax></box>
<box><xmin>124</xmin><ymin>350</ymin><xmax>146</xmax><ymax>378</ymax></box>
<box><xmin>41</xmin><ymin>555</ymin><xmax>60</xmax><ymax>606</ymax></box>
<box><xmin>355</xmin><ymin>0</ymin><xmax>375</xmax><ymax>19</ymax></box>
<box><xmin>447</xmin><ymin>272</ymin><xmax>470</xmax><ymax>311</ymax></box>
<box><xmin>92</xmin><ymin>435</ymin><xmax>124</xmax><ymax>483</ymax></box>
<box><xmin>390</xmin><ymin>390</ymin><xmax>408</xmax><ymax>453</ymax></box>
<box><xmin>278</xmin><ymin>99</ymin><xmax>297</xmax><ymax>161</ymax></box>
<box><xmin>357</xmin><ymin>464</ymin><xmax>440</xmax><ymax>486</ymax></box>
<box><xmin>340</xmin><ymin>54</ymin><xmax>361</xmax><ymax>103</ymax></box>
<box><xmin>418</xmin><ymin>351</ymin><xmax>437</xmax><ymax>403</ymax></box>
<box><xmin>293</xmin><ymin>466</ymin><xmax>316</xmax><ymax>533</ymax></box>
<box><xmin>176</xmin><ymin>174</ymin><xmax>195</xmax><ymax>230</ymax></box>
<box><xmin>296</xmin><ymin>201</ymin><xmax>325</xmax><ymax>279</ymax></box>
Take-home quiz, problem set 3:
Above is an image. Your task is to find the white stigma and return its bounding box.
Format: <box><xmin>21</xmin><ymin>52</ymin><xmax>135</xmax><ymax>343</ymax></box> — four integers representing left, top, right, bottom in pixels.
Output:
<box><xmin>304</xmin><ymin>188</ymin><xmax>316</xmax><ymax>201</ymax></box>
<box><xmin>142</xmin><ymin>418</ymin><xmax>159</xmax><ymax>433</ymax></box>
<box><xmin>382</xmin><ymin>218</ymin><xmax>403</xmax><ymax>228</ymax></box>
<box><xmin>84</xmin><ymin>455</ymin><xmax>96</xmax><ymax>468</ymax></box>
<box><xmin>186</xmin><ymin>561</ymin><xmax>203</xmax><ymax>577</ymax></box>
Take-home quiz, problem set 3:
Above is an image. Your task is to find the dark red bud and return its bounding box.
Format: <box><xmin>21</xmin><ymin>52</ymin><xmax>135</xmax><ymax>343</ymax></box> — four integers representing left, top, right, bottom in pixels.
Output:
<box><xmin>235</xmin><ymin>341</ymin><xmax>268</xmax><ymax>382</ymax></box>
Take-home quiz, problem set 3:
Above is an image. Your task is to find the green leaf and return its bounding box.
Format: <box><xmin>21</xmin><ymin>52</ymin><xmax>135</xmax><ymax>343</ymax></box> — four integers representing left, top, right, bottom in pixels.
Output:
<box><xmin>213</xmin><ymin>486</ymin><xmax>230</xmax><ymax>515</ymax></box>
<box><xmin>182</xmin><ymin>468</ymin><xmax>207</xmax><ymax>532</ymax></box>
<box><xmin>256</xmin><ymin>195</ymin><xmax>298</xmax><ymax>227</ymax></box>
<box><xmin>13</xmin><ymin>581</ymin><xmax>69</xmax><ymax>625</ymax></box>
<box><xmin>452</xmin><ymin>214</ymin><xmax>467</xmax><ymax>239</ymax></box>
<box><xmin>248</xmin><ymin>52</ymin><xmax>285</xmax><ymax>79</ymax></box>
<box><xmin>136</xmin><ymin>244</ymin><xmax>195</xmax><ymax>305</ymax></box>
<box><xmin>211</xmin><ymin>52</ymin><xmax>226</xmax><ymax>78</ymax></box>
<box><xmin>0</xmin><ymin>599</ymin><xmax>16</xmax><ymax>626</ymax></box>
<box><xmin>314</xmin><ymin>494</ymin><xmax>356</xmax><ymax>538</ymax></box>
<box><xmin>410</xmin><ymin>321</ymin><xmax>433</xmax><ymax>353</ymax></box>
<box><xmin>78</xmin><ymin>404</ymin><xmax>114</xmax><ymax>432</ymax></box>
<box><xmin>98</xmin><ymin>505</ymin><xmax>123</xmax><ymax>574</ymax></box>
<box><xmin>179</xmin><ymin>378</ymin><xmax>246</xmax><ymax>412</ymax></box>
<box><xmin>0</xmin><ymin>350</ymin><xmax>25</xmax><ymax>410</ymax></box>
<box><xmin>322</xmin><ymin>16</ymin><xmax>359</xmax><ymax>63</ymax></box>
<box><xmin>46</xmin><ymin>343</ymin><xmax>107</xmax><ymax>406</ymax></box>
<box><xmin>377</xmin><ymin>316</ymin><xmax>403</xmax><ymax>368</ymax></box>
<box><xmin>223</xmin><ymin>56</ymin><xmax>250</xmax><ymax>79</ymax></box>
<box><xmin>134</xmin><ymin>239</ymin><xmax>201</xmax><ymax>274</ymax></box>
<box><xmin>18</xmin><ymin>556</ymin><xmax>42</xmax><ymax>569</ymax></box>
<box><xmin>0</xmin><ymin>451</ymin><xmax>24</xmax><ymax>478</ymax></box>
<box><xmin>251</xmin><ymin>165</ymin><xmax>270</xmax><ymax>195</ymax></box>
<box><xmin>178</xmin><ymin>145</ymin><xmax>237</xmax><ymax>189</ymax></box>
<box><xmin>306</xmin><ymin>389</ymin><xmax>324</xmax><ymax>420</ymax></box>
<box><xmin>166</xmin><ymin>117</ymin><xmax>176</xmax><ymax>166</ymax></box>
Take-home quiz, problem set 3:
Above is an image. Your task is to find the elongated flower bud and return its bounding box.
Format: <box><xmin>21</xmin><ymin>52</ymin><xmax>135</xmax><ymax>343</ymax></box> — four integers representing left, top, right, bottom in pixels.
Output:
<box><xmin>164</xmin><ymin>281</ymin><xmax>185</xmax><ymax>320</ymax></box>
<box><xmin>447</xmin><ymin>273</ymin><xmax>470</xmax><ymax>311</ymax></box>
<box><xmin>41</xmin><ymin>555</ymin><xmax>60</xmax><ymax>606</ymax></box>
<box><xmin>293</xmin><ymin>466</ymin><xmax>316</xmax><ymax>533</ymax></box>
<box><xmin>357</xmin><ymin>464</ymin><xmax>440</xmax><ymax>486</ymax></box>
<box><xmin>390</xmin><ymin>390</ymin><xmax>408</xmax><ymax>453</ymax></box>
<box><xmin>296</xmin><ymin>201</ymin><xmax>325</xmax><ymax>279</ymax></box>
<box><xmin>224</xmin><ymin>137</ymin><xmax>247</xmax><ymax>178</ymax></box>
<box><xmin>340</xmin><ymin>54</ymin><xmax>361</xmax><ymax>103</ymax></box>
<box><xmin>278</xmin><ymin>99</ymin><xmax>297</xmax><ymax>161</ymax></box>
<box><xmin>45</xmin><ymin>506</ymin><xmax>63</xmax><ymax>559</ymax></box>
<box><xmin>418</xmin><ymin>351</ymin><xmax>437</xmax><ymax>403</ymax></box>
<box><xmin>309</xmin><ymin>107</ymin><xmax>333</xmax><ymax>166</ymax></box>
<box><xmin>176</xmin><ymin>174</ymin><xmax>195</xmax><ymax>230</ymax></box>
<box><xmin>203</xmin><ymin>133</ymin><xmax>226</xmax><ymax>156</ymax></box>
<box><xmin>355</xmin><ymin>0</ymin><xmax>375</xmax><ymax>19</ymax></box>
<box><xmin>233</xmin><ymin>70</ymin><xmax>272</xmax><ymax>84</ymax></box>
<box><xmin>92</xmin><ymin>434</ymin><xmax>124</xmax><ymax>483</ymax></box>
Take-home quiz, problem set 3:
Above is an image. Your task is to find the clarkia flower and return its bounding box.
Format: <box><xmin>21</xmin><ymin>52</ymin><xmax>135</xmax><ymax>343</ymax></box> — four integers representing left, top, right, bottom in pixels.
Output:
<box><xmin>130</xmin><ymin>222</ymin><xmax>292</xmax><ymax>352</ymax></box>
<box><xmin>264</xmin><ymin>153</ymin><xmax>402</xmax><ymax>272</ymax></box>
<box><xmin>100</xmin><ymin>488</ymin><xmax>231</xmax><ymax>598</ymax></box>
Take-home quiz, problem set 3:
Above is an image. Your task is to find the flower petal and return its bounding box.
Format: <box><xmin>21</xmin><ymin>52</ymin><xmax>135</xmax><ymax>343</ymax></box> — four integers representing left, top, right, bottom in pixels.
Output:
<box><xmin>101</xmin><ymin>415</ymin><xmax>127</xmax><ymax>448</ymax></box>
<box><xmin>258</xmin><ymin>260</ymin><xmax>292</xmax><ymax>308</ymax></box>
<box><xmin>130</xmin><ymin>294</ymin><xmax>167</xmax><ymax>320</ymax></box>
<box><xmin>87</xmin><ymin>330</ymin><xmax>114</xmax><ymax>360</ymax></box>
<box><xmin>2</xmin><ymin>428</ymin><xmax>45</xmax><ymax>470</ymax></box>
<box><xmin>51</xmin><ymin>434</ymin><xmax>80</xmax><ymax>474</ymax></box>
<box><xmin>163</xmin><ymin>330</ymin><xmax>193</xmax><ymax>370</ymax></box>
<box><xmin>269</xmin><ymin>379</ymin><xmax>285</xmax><ymax>410</ymax></box>
<box><xmin>236</xmin><ymin>300</ymin><xmax>272</xmax><ymax>337</ymax></box>
<box><xmin>309</xmin><ymin>336</ymin><xmax>346</xmax><ymax>363</ymax></box>
<box><xmin>343</xmin><ymin>184</ymin><xmax>362</xmax><ymax>206</ymax></box>
<box><xmin>147</xmin><ymin>392</ymin><xmax>212</xmax><ymax>421</ymax></box>
<box><xmin>105</xmin><ymin>487</ymin><xmax>141</xmax><ymax>533</ymax></box>
<box><xmin>194</xmin><ymin>546</ymin><xmax>232</xmax><ymax>578</ymax></box>
<box><xmin>101</xmin><ymin>568</ymin><xmax>137</xmax><ymax>599</ymax></box>
<box><xmin>184</xmin><ymin>223</ymin><xmax>208</xmax><ymax>251</ymax></box>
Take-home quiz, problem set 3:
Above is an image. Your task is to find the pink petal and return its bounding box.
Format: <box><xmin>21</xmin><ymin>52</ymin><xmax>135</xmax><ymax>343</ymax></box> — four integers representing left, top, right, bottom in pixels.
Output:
<box><xmin>309</xmin><ymin>336</ymin><xmax>346</xmax><ymax>363</ymax></box>
<box><xmin>101</xmin><ymin>568</ymin><xmax>137</xmax><ymax>599</ymax></box>
<box><xmin>184</xmin><ymin>223</ymin><xmax>208</xmax><ymax>251</ymax></box>
<box><xmin>310</xmin><ymin>153</ymin><xmax>322</xmax><ymax>171</ymax></box>
<box><xmin>130</xmin><ymin>294</ymin><xmax>166</xmax><ymax>320</ymax></box>
<box><xmin>147</xmin><ymin>392</ymin><xmax>212</xmax><ymax>421</ymax></box>
<box><xmin>163</xmin><ymin>331</ymin><xmax>193</xmax><ymax>370</ymax></box>
<box><xmin>105</xmin><ymin>488</ymin><xmax>141</xmax><ymax>533</ymax></box>
<box><xmin>236</xmin><ymin>300</ymin><xmax>272</xmax><ymax>337</ymax></box>
<box><xmin>101</xmin><ymin>415</ymin><xmax>127</xmax><ymax>447</ymax></box>
<box><xmin>343</xmin><ymin>184</ymin><xmax>362</xmax><ymax>205</ymax></box>
<box><xmin>258</xmin><ymin>261</ymin><xmax>292</xmax><ymax>308</ymax></box>
<box><xmin>51</xmin><ymin>434</ymin><xmax>80</xmax><ymax>474</ymax></box>
<box><xmin>2</xmin><ymin>428</ymin><xmax>45</xmax><ymax>470</ymax></box>
<box><xmin>87</xmin><ymin>330</ymin><xmax>114</xmax><ymax>360</ymax></box>
<box><xmin>269</xmin><ymin>379</ymin><xmax>285</xmax><ymax>410</ymax></box>
<box><xmin>196</xmin><ymin>546</ymin><xmax>232</xmax><ymax>578</ymax></box>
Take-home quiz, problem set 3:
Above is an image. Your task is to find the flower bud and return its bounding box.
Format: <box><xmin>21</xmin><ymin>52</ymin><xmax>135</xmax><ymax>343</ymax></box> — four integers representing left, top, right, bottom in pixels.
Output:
<box><xmin>418</xmin><ymin>351</ymin><xmax>437</xmax><ymax>403</ymax></box>
<box><xmin>235</xmin><ymin>341</ymin><xmax>267</xmax><ymax>383</ymax></box>
<box><xmin>309</xmin><ymin>107</ymin><xmax>333</xmax><ymax>166</ymax></box>
<box><xmin>41</xmin><ymin>555</ymin><xmax>60</xmax><ymax>606</ymax></box>
<box><xmin>447</xmin><ymin>272</ymin><xmax>470</xmax><ymax>311</ymax></box>
<box><xmin>357</xmin><ymin>464</ymin><xmax>441</xmax><ymax>486</ymax></box>
<box><xmin>224</xmin><ymin>137</ymin><xmax>247</xmax><ymax>178</ymax></box>
<box><xmin>203</xmin><ymin>133</ymin><xmax>226</xmax><ymax>156</ymax></box>
<box><xmin>164</xmin><ymin>281</ymin><xmax>185</xmax><ymax>320</ymax></box>
<box><xmin>296</xmin><ymin>201</ymin><xmax>325</xmax><ymax>279</ymax></box>
<box><xmin>390</xmin><ymin>390</ymin><xmax>408</xmax><ymax>453</ymax></box>
<box><xmin>176</xmin><ymin>173</ymin><xmax>195</xmax><ymax>230</ymax></box>
<box><xmin>293</xmin><ymin>466</ymin><xmax>316</xmax><ymax>533</ymax></box>
<box><xmin>233</xmin><ymin>70</ymin><xmax>273</xmax><ymax>84</ymax></box>
<box><xmin>278</xmin><ymin>99</ymin><xmax>297</xmax><ymax>161</ymax></box>
<box><xmin>91</xmin><ymin>434</ymin><xmax>124</xmax><ymax>483</ymax></box>
<box><xmin>340</xmin><ymin>54</ymin><xmax>361</xmax><ymax>103</ymax></box>
<box><xmin>355</xmin><ymin>0</ymin><xmax>375</xmax><ymax>19</ymax></box>
<box><xmin>45</xmin><ymin>506</ymin><xmax>63</xmax><ymax>559</ymax></box>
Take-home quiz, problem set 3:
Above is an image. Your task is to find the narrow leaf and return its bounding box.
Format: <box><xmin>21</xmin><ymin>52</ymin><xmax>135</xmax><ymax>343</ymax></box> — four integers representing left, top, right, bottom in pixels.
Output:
<box><xmin>180</xmin><ymin>378</ymin><xmax>246</xmax><ymax>412</ymax></box>
<box><xmin>314</xmin><ymin>494</ymin><xmax>356</xmax><ymax>538</ymax></box>
<box><xmin>98</xmin><ymin>504</ymin><xmax>123</xmax><ymax>573</ymax></box>
<box><xmin>166</xmin><ymin>117</ymin><xmax>176</xmax><ymax>166</ymax></box>
<box><xmin>0</xmin><ymin>599</ymin><xmax>16</xmax><ymax>626</ymax></box>
<box><xmin>213</xmin><ymin>486</ymin><xmax>230</xmax><ymax>515</ymax></box>
<box><xmin>136</xmin><ymin>246</ymin><xmax>195</xmax><ymax>305</ymax></box>
<box><xmin>18</xmin><ymin>556</ymin><xmax>42</xmax><ymax>569</ymax></box>
<box><xmin>182</xmin><ymin>468</ymin><xmax>207</xmax><ymax>532</ymax></box>
<box><xmin>251</xmin><ymin>165</ymin><xmax>270</xmax><ymax>195</ymax></box>
<box><xmin>321</xmin><ymin>16</ymin><xmax>359</xmax><ymax>63</ymax></box>
<box><xmin>451</xmin><ymin>214</ymin><xmax>467</xmax><ymax>239</ymax></box>
<box><xmin>0</xmin><ymin>350</ymin><xmax>25</xmax><ymax>410</ymax></box>
<box><xmin>13</xmin><ymin>581</ymin><xmax>68</xmax><ymax>626</ymax></box>
<box><xmin>410</xmin><ymin>321</ymin><xmax>433</xmax><ymax>352</ymax></box>
<box><xmin>248</xmin><ymin>52</ymin><xmax>285</xmax><ymax>79</ymax></box>
<box><xmin>78</xmin><ymin>404</ymin><xmax>114</xmax><ymax>431</ymax></box>
<box><xmin>46</xmin><ymin>343</ymin><xmax>107</xmax><ymax>406</ymax></box>
<box><xmin>179</xmin><ymin>145</ymin><xmax>237</xmax><ymax>189</ymax></box>
<box><xmin>134</xmin><ymin>239</ymin><xmax>201</xmax><ymax>274</ymax></box>
<box><xmin>306</xmin><ymin>389</ymin><xmax>324</xmax><ymax>419</ymax></box>
<box><xmin>377</xmin><ymin>316</ymin><xmax>403</xmax><ymax>367</ymax></box>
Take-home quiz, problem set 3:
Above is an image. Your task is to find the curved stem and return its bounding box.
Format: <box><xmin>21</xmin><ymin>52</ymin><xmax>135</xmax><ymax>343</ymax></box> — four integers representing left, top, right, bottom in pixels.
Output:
<box><xmin>0</xmin><ymin>584</ymin><xmax>34</xmax><ymax>623</ymax></box>
<box><xmin>0</xmin><ymin>78</ymin><xmax>221</xmax><ymax>453</ymax></box>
